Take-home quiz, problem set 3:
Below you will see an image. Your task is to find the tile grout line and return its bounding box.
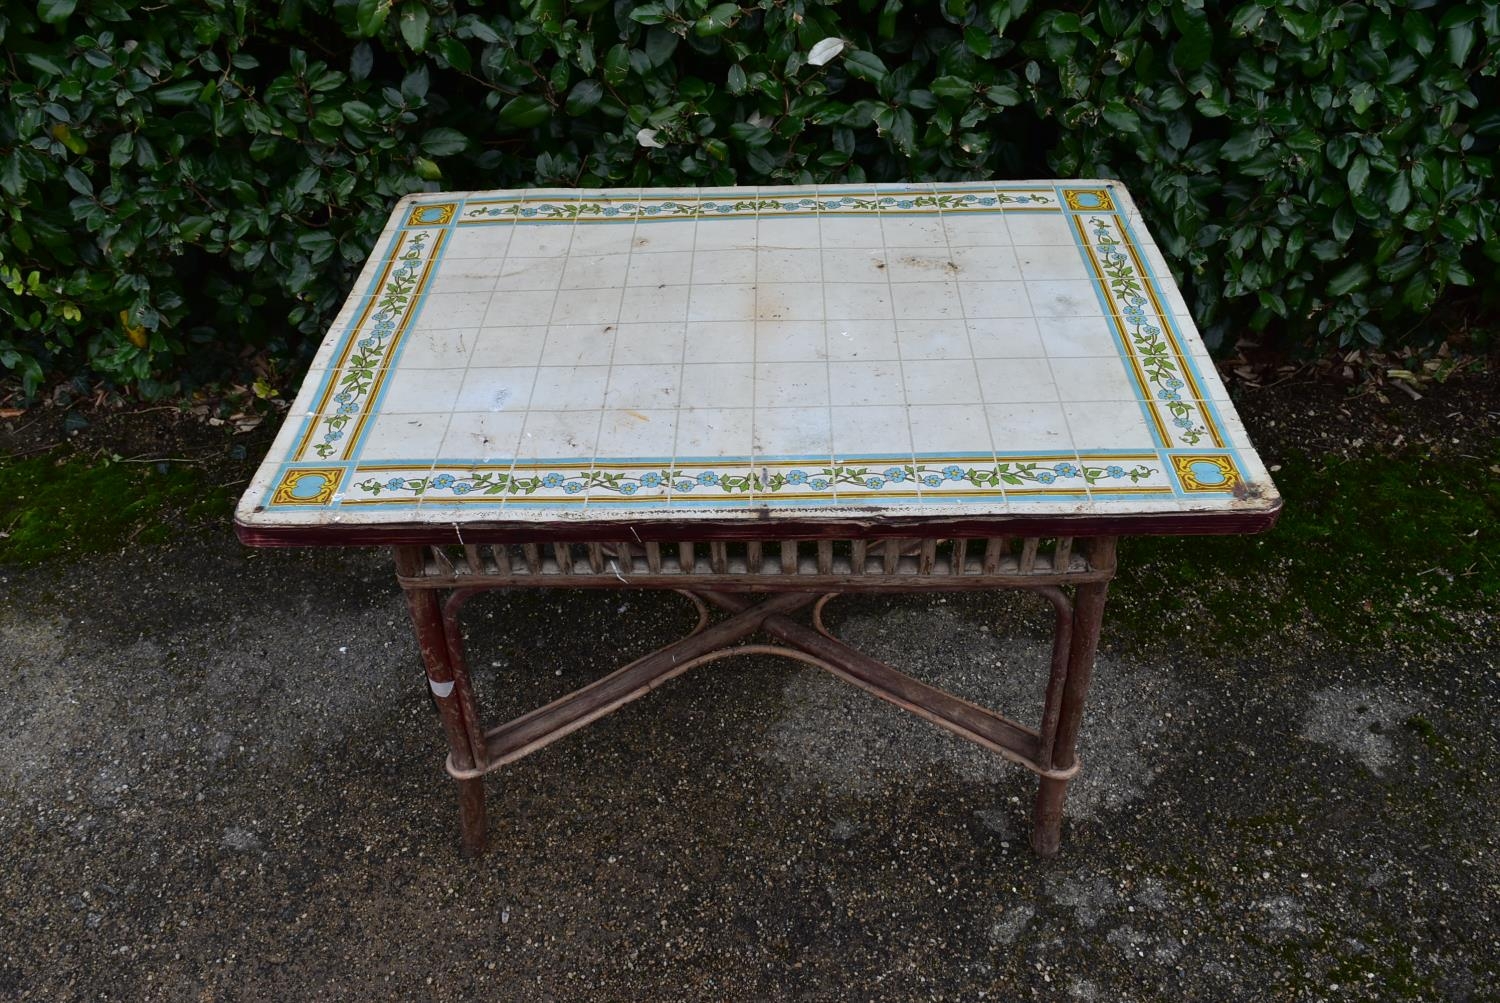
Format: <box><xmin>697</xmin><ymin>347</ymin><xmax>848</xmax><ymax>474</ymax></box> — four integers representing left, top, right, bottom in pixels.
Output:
<box><xmin>872</xmin><ymin>184</ymin><xmax>922</xmax><ymax>504</ymax></box>
<box><xmin>665</xmin><ymin>188</ymin><xmax>706</xmax><ymax>511</ymax></box>
<box><xmin>585</xmin><ymin>185</ymin><xmax>647</xmax><ymax>517</ymax></box>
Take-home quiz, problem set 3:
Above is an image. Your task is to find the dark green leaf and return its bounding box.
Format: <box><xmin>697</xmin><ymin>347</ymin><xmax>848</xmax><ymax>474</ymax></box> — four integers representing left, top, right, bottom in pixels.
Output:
<box><xmin>356</xmin><ymin>0</ymin><xmax>391</xmax><ymax>37</ymax></box>
<box><xmin>843</xmin><ymin>50</ymin><xmax>888</xmax><ymax>83</ymax></box>
<box><xmin>629</xmin><ymin>4</ymin><xmax>668</xmax><ymax>25</ymax></box>
<box><xmin>398</xmin><ymin>3</ymin><xmax>430</xmax><ymax>51</ymax></box>
<box><xmin>498</xmin><ymin>94</ymin><xmax>552</xmax><ymax>128</ymax></box>
<box><xmin>36</xmin><ymin>0</ymin><xmax>77</xmax><ymax>24</ymax></box>
<box><xmin>1171</xmin><ymin>7</ymin><xmax>1213</xmax><ymax>71</ymax></box>
<box><xmin>985</xmin><ymin>85</ymin><xmax>1021</xmax><ymax>107</ymax></box>
<box><xmin>695</xmin><ymin>4</ymin><xmax>738</xmax><ymax>37</ymax></box>
<box><xmin>930</xmin><ymin>76</ymin><xmax>974</xmax><ymax>99</ymax></box>
<box><xmin>1446</xmin><ymin>22</ymin><xmax>1476</xmax><ymax>65</ymax></box>
<box><xmin>565</xmin><ymin>80</ymin><xmax>604</xmax><ymax>116</ymax></box>
<box><xmin>1327</xmin><ymin>262</ymin><xmax>1371</xmax><ymax>296</ymax></box>
<box><xmin>727</xmin><ymin>63</ymin><xmax>747</xmax><ymax>95</ymax></box>
<box><xmin>421</xmin><ymin>127</ymin><xmax>468</xmax><ymax>156</ymax></box>
<box><xmin>1347</xmin><ymin>154</ymin><xmax>1370</xmax><ymax>195</ymax></box>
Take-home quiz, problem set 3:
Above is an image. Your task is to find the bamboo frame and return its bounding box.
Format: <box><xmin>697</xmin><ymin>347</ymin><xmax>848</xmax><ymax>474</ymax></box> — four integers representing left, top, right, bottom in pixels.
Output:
<box><xmin>395</xmin><ymin>534</ymin><xmax>1116</xmax><ymax>859</ymax></box>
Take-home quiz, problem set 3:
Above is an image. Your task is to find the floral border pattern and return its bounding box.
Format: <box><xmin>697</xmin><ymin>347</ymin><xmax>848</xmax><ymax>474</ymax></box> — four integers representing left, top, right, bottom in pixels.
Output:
<box><xmin>352</xmin><ymin>459</ymin><xmax>1158</xmax><ymax>501</ymax></box>
<box><xmin>458</xmin><ymin>190</ymin><xmax>1053</xmax><ymax>224</ymax></box>
<box><xmin>308</xmin><ymin>230</ymin><xmax>436</xmax><ymax>461</ymax></box>
<box><xmin>1085</xmin><ymin>215</ymin><xmax>1211</xmax><ymax>448</ymax></box>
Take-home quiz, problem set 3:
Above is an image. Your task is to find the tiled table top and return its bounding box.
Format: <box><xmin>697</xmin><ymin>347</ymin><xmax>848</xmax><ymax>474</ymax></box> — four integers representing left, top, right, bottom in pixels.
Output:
<box><xmin>236</xmin><ymin>181</ymin><xmax>1279</xmax><ymax>540</ymax></box>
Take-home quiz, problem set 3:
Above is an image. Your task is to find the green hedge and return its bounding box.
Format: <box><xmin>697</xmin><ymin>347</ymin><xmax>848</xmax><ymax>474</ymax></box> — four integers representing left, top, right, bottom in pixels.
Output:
<box><xmin>2</xmin><ymin>0</ymin><xmax>1496</xmax><ymax>397</ymax></box>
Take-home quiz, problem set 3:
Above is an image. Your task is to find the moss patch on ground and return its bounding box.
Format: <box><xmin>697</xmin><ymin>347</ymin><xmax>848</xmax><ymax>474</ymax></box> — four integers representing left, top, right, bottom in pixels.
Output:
<box><xmin>1113</xmin><ymin>441</ymin><xmax>1500</xmax><ymax>650</ymax></box>
<box><xmin>0</xmin><ymin>452</ymin><xmax>233</xmax><ymax>565</ymax></box>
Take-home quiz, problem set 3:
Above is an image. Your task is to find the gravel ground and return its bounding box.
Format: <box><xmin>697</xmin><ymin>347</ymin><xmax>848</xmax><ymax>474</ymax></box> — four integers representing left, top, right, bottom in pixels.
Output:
<box><xmin>1</xmin><ymin>377</ymin><xmax>1498</xmax><ymax>1000</ymax></box>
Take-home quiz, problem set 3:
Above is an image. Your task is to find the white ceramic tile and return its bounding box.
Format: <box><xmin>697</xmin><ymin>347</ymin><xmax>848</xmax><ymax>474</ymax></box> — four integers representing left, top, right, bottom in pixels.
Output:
<box><xmin>688</xmin><ymin>283</ymin><xmax>755</xmax><ymax>322</ymax></box>
<box><xmin>619</xmin><ymin>284</ymin><xmax>690</xmax><ymax>324</ymax></box>
<box><xmin>1035</xmin><ymin>315</ymin><xmax>1118</xmax><ymax>357</ymax></box>
<box><xmin>830</xmin><ymin>361</ymin><xmax>903</xmax><ymax>406</ymax></box>
<box><xmin>1004</xmin><ymin>213</ymin><xmax>1076</xmax><ymax>246</ymax></box>
<box><xmin>823</xmin><ymin>283</ymin><xmax>892</xmax><ymax>321</ymax></box>
<box><xmin>413</xmin><ymin>291</ymin><xmax>492</xmax><ymax>332</ymax></box>
<box><xmin>756</xmin><ymin>217</ymin><xmax>816</xmax><ymax>247</ymax></box>
<box><xmin>1018</xmin><ymin>244</ymin><xmax>1095</xmax><ymax>281</ymax></box>
<box><xmin>831</xmin><ymin>405</ymin><xmax>915</xmax><ymax>455</ymax></box>
<box><xmin>483</xmin><ymin>290</ymin><xmax>556</xmax><ymax>327</ymax></box>
<box><xmin>693</xmin><ymin>217</ymin><xmax>757</xmax><ymax>250</ymax></box>
<box><xmin>680</xmin><ymin>363</ymin><xmax>753</xmax><ymax>408</ymax></box>
<box><xmin>444</xmin><ymin>226</ymin><xmax>512</xmax><ymax>259</ymax></box>
<box><xmin>967</xmin><ymin>318</ymin><xmax>1045</xmax><ymax>358</ymax></box>
<box><xmin>1049</xmin><ymin>356</ymin><xmax>1140</xmax><ymax>401</ymax></box>
<box><xmin>560</xmin><ymin>253</ymin><xmax>630</xmax><ymax>290</ymax></box>
<box><xmin>754</xmin><ymin>406</ymin><xmax>833</xmax><ymax>458</ymax></box>
<box><xmin>614</xmin><ymin>322</ymin><xmax>686</xmax><ymax>364</ymax></box>
<box><xmin>822</xmin><ymin>248</ymin><xmax>889</xmax><ymax>283</ymax></box>
<box><xmin>884</xmin><ymin>248</ymin><xmax>961</xmax><ymax>284</ymax></box>
<box><xmin>755</xmin><ymin>362</ymin><xmax>829</xmax><ymax>408</ymax></box>
<box><xmin>692</xmin><ymin>249</ymin><xmax>757</xmax><ymax>285</ymax></box>
<box><xmin>755</xmin><ymin>282</ymin><xmax>826</xmax><ymax>322</ymax></box>
<box><xmin>493</xmin><ymin>257</ymin><xmax>566</xmax><ymax>292</ymax></box>
<box><xmin>427</xmin><ymin>264</ymin><xmax>498</xmax><ymax>295</ymax></box>
<box><xmin>974</xmin><ymin>358</ymin><xmax>1059</xmax><ymax>404</ymax></box>
<box><xmin>530</xmin><ymin>365</ymin><xmax>611</xmax><ymax>410</ymax></box>
<box><xmin>568</xmin><ymin>221</ymin><xmax>637</xmax><ymax>255</ymax></box>
<box><xmin>950</xmin><ymin>245</ymin><xmax>1023</xmax><ymax>282</ymax></box>
<box><xmin>1028</xmin><ymin>280</ymin><xmax>1105</xmax><ymax>318</ymax></box>
<box><xmin>684</xmin><ymin>321</ymin><xmax>755</xmax><ymax>363</ymax></box>
<box><xmin>550</xmin><ymin>286</ymin><xmax>623</xmax><ymax>325</ymax></box>
<box><xmin>1063</xmin><ymin>402</ymin><xmax>1154</xmax><ymax>448</ymax></box>
<box><xmin>757</xmin><ymin>247</ymin><xmax>823</xmax><ymax>283</ymax></box>
<box><xmin>540</xmin><ymin>324</ymin><xmax>616</xmax><ymax>367</ymax></box>
<box><xmin>824</xmin><ymin>320</ymin><xmax>899</xmax><ymax>361</ymax></box>
<box><xmin>468</xmin><ymin>326</ymin><xmax>547</xmax><ymax>368</ymax></box>
<box><xmin>903</xmin><ymin>360</ymin><xmax>981</xmax><ymax>405</ymax></box>
<box><xmin>380</xmin><ymin>367</ymin><xmax>465</xmax><ymax>414</ymax></box>
<box><xmin>957</xmin><ymin>281</ymin><xmax>1034</xmax><ymax>319</ymax></box>
<box><xmin>516</xmin><ymin>410</ymin><xmax>600</xmax><ymax>459</ymax></box>
<box><xmin>985</xmin><ymin>403</ymin><xmax>1075</xmax><ymax>453</ymax></box>
<box><xmin>440</xmin><ymin>411</ymin><xmax>527</xmax><ymax>460</ymax></box>
<box><xmin>399</xmin><ymin>328</ymin><xmax>478</xmax><ymax>369</ymax></box>
<box><xmin>819</xmin><ymin>216</ymin><xmax>885</xmax><ymax>248</ymax></box>
<box><xmin>896</xmin><ymin>319</ymin><xmax>970</xmax><ymax>360</ymax></box>
<box><xmin>627</xmin><ymin>251</ymin><xmax>695</xmax><ymax>287</ymax></box>
<box><xmin>632</xmin><ymin>219</ymin><xmax>698</xmax><ymax>253</ymax></box>
<box><xmin>596</xmin><ymin>409</ymin><xmax>678</xmax><ymax>457</ymax></box>
<box><xmin>360</xmin><ymin>411</ymin><xmax>451</xmax><ymax>459</ymax></box>
<box><xmin>674</xmin><ymin>407</ymin><xmax>753</xmax><ymax>458</ymax></box>
<box><xmin>505</xmin><ymin>225</ymin><xmax>574</xmax><ymax>258</ymax></box>
<box><xmin>756</xmin><ymin>321</ymin><xmax>826</xmax><ymax>362</ymax></box>
<box><xmin>605</xmin><ymin>363</ymin><xmax>682</xmax><ymax>410</ymax></box>
<box><xmin>455</xmin><ymin>367</ymin><xmax>538</xmax><ymax>413</ymax></box>
<box><xmin>891</xmin><ymin>281</ymin><xmax>962</xmax><ymax>320</ymax></box>
<box><xmin>907</xmin><ymin>404</ymin><xmax>993</xmax><ymax>454</ymax></box>
<box><xmin>880</xmin><ymin>214</ymin><xmax>947</xmax><ymax>247</ymax></box>
<box><xmin>941</xmin><ymin>215</ymin><xmax>1008</xmax><ymax>247</ymax></box>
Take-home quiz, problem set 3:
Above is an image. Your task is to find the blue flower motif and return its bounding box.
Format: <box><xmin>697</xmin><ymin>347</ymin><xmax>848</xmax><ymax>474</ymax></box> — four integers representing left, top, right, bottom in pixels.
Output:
<box><xmin>896</xmin><ymin>200</ymin><xmax>914</xmax><ymax>209</ymax></box>
<box><xmin>1106</xmin><ymin>465</ymin><xmax>1125</xmax><ymax>479</ymax></box>
<box><xmin>786</xmin><ymin>470</ymin><xmax>808</xmax><ymax>485</ymax></box>
<box><xmin>640</xmin><ymin>472</ymin><xmax>663</xmax><ymax>488</ymax></box>
<box><xmin>922</xmin><ymin>474</ymin><xmax>942</xmax><ymax>487</ymax></box>
<box><xmin>799</xmin><ymin>199</ymin><xmax>815</xmax><ymax>207</ymax></box>
<box><xmin>432</xmin><ymin>473</ymin><xmax>456</xmax><ymax>489</ymax></box>
<box><xmin>883</xmin><ymin>467</ymin><xmax>906</xmax><ymax>482</ymax></box>
<box><xmin>520</xmin><ymin>208</ymin><xmax>537</xmax><ymax>218</ymax></box>
<box><xmin>674</xmin><ymin>480</ymin><xmax>694</xmax><ymax>492</ymax></box>
<box><xmin>979</xmin><ymin>197</ymin><xmax>996</xmax><ymax>206</ymax></box>
<box><xmin>337</xmin><ymin>404</ymin><xmax>358</xmax><ymax>415</ymax></box>
<box><xmin>1174</xmin><ymin>416</ymin><xmax>1194</xmax><ymax>429</ymax></box>
<box><xmin>334</xmin><ymin>391</ymin><xmax>353</xmax><ymax>404</ymax></box>
<box><xmin>1158</xmin><ymin>389</ymin><xmax>1181</xmax><ymax>401</ymax></box>
<box><xmin>696</xmin><ymin>471</ymin><xmax>718</xmax><ymax>486</ymax></box>
<box><xmin>809</xmin><ymin>478</ymin><xmax>829</xmax><ymax>490</ymax></box>
<box><xmin>619</xmin><ymin>482</ymin><xmax>637</xmax><ymax>495</ymax></box>
<box><xmin>1037</xmin><ymin>471</ymin><xmax>1056</xmax><ymax>484</ymax></box>
<box><xmin>865</xmin><ymin>476</ymin><xmax>885</xmax><ymax>489</ymax></box>
<box><xmin>943</xmin><ymin>465</ymin><xmax>965</xmax><ymax>481</ymax></box>
<box><xmin>453</xmin><ymin>483</ymin><xmax>473</xmax><ymax>495</ymax></box>
<box><xmin>564</xmin><ymin>481</ymin><xmax>584</xmax><ymax>494</ymax></box>
<box><xmin>602</xmin><ymin>207</ymin><xmax>618</xmax><ymax>217</ymax></box>
<box><xmin>358</xmin><ymin>338</ymin><xmax>376</xmax><ymax>349</ymax></box>
<box><xmin>327</xmin><ymin>431</ymin><xmax>343</xmax><ymax>441</ymax></box>
<box><xmin>1143</xmin><ymin>325</ymin><xmax>1160</xmax><ymax>336</ymax></box>
<box><xmin>1016</xmin><ymin>196</ymin><xmax>1031</xmax><ymax>204</ymax></box>
<box><xmin>1165</xmin><ymin>377</ymin><xmax>1184</xmax><ymax>389</ymax></box>
<box><xmin>386</xmin><ymin>477</ymin><xmax>405</xmax><ymax>490</ymax></box>
<box><xmin>542</xmin><ymin>472</ymin><xmax>565</xmax><ymax>488</ymax></box>
<box><xmin>1053</xmin><ymin>463</ymin><xmax>1079</xmax><ymax>477</ymax></box>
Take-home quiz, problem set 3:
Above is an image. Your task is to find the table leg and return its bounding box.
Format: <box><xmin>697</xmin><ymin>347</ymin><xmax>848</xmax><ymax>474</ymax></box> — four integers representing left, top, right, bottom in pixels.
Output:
<box><xmin>1030</xmin><ymin>540</ymin><xmax>1115</xmax><ymax>857</ymax></box>
<box><xmin>397</xmin><ymin>551</ymin><xmax>489</xmax><ymax>856</ymax></box>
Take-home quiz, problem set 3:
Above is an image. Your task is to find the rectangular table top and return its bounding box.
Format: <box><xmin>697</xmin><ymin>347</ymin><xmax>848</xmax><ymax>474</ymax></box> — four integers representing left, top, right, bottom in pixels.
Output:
<box><xmin>236</xmin><ymin>181</ymin><xmax>1279</xmax><ymax>545</ymax></box>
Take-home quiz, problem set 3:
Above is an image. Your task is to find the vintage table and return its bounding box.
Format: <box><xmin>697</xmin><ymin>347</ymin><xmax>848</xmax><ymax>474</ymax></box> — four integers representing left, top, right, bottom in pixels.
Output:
<box><xmin>235</xmin><ymin>181</ymin><xmax>1280</xmax><ymax>857</ymax></box>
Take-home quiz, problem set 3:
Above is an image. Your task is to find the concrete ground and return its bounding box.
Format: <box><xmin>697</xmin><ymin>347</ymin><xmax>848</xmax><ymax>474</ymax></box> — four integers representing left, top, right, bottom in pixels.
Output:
<box><xmin>1</xmin><ymin>401</ymin><xmax>1497</xmax><ymax>999</ymax></box>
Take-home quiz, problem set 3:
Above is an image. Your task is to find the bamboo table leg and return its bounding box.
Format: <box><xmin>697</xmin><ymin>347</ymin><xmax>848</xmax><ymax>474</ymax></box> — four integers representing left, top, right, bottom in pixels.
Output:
<box><xmin>1030</xmin><ymin>538</ymin><xmax>1115</xmax><ymax>857</ymax></box>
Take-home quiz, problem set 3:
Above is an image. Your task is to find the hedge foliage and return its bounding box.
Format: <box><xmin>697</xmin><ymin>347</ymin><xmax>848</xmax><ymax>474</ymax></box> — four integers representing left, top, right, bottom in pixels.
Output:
<box><xmin>1</xmin><ymin>0</ymin><xmax>1496</xmax><ymax>397</ymax></box>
